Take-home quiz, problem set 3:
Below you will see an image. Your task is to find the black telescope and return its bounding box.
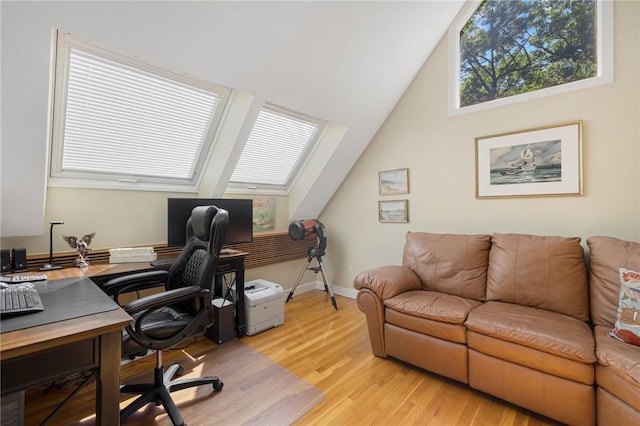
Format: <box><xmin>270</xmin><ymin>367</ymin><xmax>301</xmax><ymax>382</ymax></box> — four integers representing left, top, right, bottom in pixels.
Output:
<box><xmin>288</xmin><ymin>219</ymin><xmax>327</xmax><ymax>258</ymax></box>
<box><xmin>286</xmin><ymin>219</ymin><xmax>337</xmax><ymax>310</ymax></box>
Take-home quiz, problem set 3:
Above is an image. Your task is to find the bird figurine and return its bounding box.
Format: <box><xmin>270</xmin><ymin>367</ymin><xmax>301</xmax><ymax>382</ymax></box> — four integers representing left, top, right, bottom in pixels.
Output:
<box><xmin>63</xmin><ymin>233</ymin><xmax>95</xmax><ymax>267</ymax></box>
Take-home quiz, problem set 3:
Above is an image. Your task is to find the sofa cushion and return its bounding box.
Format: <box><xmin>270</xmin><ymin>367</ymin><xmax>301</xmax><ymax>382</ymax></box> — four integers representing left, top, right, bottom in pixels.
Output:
<box><xmin>596</xmin><ymin>385</ymin><xmax>640</xmax><ymax>423</ymax></box>
<box><xmin>467</xmin><ymin>331</ymin><xmax>594</xmax><ymax>384</ymax></box>
<box><xmin>595</xmin><ymin>325</ymin><xmax>640</xmax><ymax>386</ymax></box>
<box><xmin>466</xmin><ymin>301</ymin><xmax>596</xmax><ymax>363</ymax></box>
<box><xmin>402</xmin><ymin>232</ymin><xmax>491</xmax><ymax>301</ymax></box>
<box><xmin>386</xmin><ymin>309</ymin><xmax>468</xmax><ymax>344</ymax></box>
<box><xmin>609</xmin><ymin>267</ymin><xmax>640</xmax><ymax>346</ymax></box>
<box><xmin>384</xmin><ymin>290</ymin><xmax>482</xmax><ymax>325</ymax></box>
<box><xmin>486</xmin><ymin>233</ymin><xmax>589</xmax><ymax>321</ymax></box>
<box><xmin>587</xmin><ymin>236</ymin><xmax>640</xmax><ymax>327</ymax></box>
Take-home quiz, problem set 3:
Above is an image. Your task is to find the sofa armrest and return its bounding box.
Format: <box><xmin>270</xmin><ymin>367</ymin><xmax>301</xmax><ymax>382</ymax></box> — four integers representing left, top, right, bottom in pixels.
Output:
<box><xmin>353</xmin><ymin>265</ymin><xmax>421</xmax><ymax>300</ymax></box>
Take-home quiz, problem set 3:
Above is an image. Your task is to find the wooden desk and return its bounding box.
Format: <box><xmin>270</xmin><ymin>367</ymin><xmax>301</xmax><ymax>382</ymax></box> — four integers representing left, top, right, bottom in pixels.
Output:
<box><xmin>85</xmin><ymin>251</ymin><xmax>249</xmax><ymax>337</ymax></box>
<box><xmin>0</xmin><ymin>271</ymin><xmax>131</xmax><ymax>425</ymax></box>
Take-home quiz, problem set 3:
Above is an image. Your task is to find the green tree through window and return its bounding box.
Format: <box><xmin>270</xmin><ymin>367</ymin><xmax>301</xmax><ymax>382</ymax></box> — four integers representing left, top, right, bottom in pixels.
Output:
<box><xmin>460</xmin><ymin>0</ymin><xmax>597</xmax><ymax>107</ymax></box>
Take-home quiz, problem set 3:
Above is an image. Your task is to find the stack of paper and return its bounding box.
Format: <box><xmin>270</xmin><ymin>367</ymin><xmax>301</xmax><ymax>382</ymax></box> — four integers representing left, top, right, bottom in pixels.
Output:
<box><xmin>109</xmin><ymin>247</ymin><xmax>157</xmax><ymax>263</ymax></box>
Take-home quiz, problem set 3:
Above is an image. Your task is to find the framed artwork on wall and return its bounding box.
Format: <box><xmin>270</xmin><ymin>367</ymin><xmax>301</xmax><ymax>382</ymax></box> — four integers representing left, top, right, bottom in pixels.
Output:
<box><xmin>379</xmin><ymin>200</ymin><xmax>409</xmax><ymax>223</ymax></box>
<box><xmin>379</xmin><ymin>168</ymin><xmax>409</xmax><ymax>195</ymax></box>
<box><xmin>252</xmin><ymin>198</ymin><xmax>275</xmax><ymax>232</ymax></box>
<box><xmin>475</xmin><ymin>121</ymin><xmax>583</xmax><ymax>199</ymax></box>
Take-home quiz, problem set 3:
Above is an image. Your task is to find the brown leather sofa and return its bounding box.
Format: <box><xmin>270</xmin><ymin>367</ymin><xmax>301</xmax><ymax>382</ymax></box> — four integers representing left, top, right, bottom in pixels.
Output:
<box><xmin>355</xmin><ymin>232</ymin><xmax>638</xmax><ymax>426</ymax></box>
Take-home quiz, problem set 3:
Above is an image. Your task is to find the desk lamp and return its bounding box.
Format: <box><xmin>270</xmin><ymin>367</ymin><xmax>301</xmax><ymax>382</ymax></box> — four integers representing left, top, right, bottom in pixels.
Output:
<box><xmin>40</xmin><ymin>221</ymin><xmax>64</xmax><ymax>271</ymax></box>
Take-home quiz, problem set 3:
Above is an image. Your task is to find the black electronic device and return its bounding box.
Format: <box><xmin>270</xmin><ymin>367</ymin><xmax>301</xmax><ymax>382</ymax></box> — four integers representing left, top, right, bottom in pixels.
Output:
<box><xmin>0</xmin><ymin>284</ymin><xmax>44</xmax><ymax>316</ymax></box>
<box><xmin>167</xmin><ymin>198</ymin><xmax>253</xmax><ymax>247</ymax></box>
<box><xmin>1</xmin><ymin>249</ymin><xmax>10</xmax><ymax>274</ymax></box>
<box><xmin>288</xmin><ymin>219</ymin><xmax>327</xmax><ymax>257</ymax></box>
<box><xmin>0</xmin><ymin>274</ymin><xmax>47</xmax><ymax>283</ymax></box>
<box><xmin>206</xmin><ymin>299</ymin><xmax>235</xmax><ymax>344</ymax></box>
<box><xmin>286</xmin><ymin>219</ymin><xmax>337</xmax><ymax>310</ymax></box>
<box><xmin>12</xmin><ymin>248</ymin><xmax>27</xmax><ymax>272</ymax></box>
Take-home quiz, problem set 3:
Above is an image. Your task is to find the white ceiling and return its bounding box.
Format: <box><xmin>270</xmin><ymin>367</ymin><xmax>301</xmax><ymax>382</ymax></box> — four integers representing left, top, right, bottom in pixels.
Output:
<box><xmin>1</xmin><ymin>0</ymin><xmax>466</xmax><ymax>235</ymax></box>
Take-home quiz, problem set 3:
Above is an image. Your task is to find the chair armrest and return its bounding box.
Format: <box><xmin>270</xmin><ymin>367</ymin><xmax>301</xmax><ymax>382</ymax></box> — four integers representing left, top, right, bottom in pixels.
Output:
<box><xmin>103</xmin><ymin>270</ymin><xmax>168</xmax><ymax>304</ymax></box>
<box><xmin>353</xmin><ymin>265</ymin><xmax>421</xmax><ymax>300</ymax></box>
<box><xmin>123</xmin><ymin>286</ymin><xmax>206</xmax><ymax>316</ymax></box>
<box><xmin>124</xmin><ymin>286</ymin><xmax>213</xmax><ymax>351</ymax></box>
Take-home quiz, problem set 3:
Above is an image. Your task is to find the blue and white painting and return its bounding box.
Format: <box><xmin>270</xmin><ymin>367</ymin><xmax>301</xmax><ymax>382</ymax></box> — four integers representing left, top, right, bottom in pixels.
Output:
<box><xmin>490</xmin><ymin>139</ymin><xmax>561</xmax><ymax>186</ymax></box>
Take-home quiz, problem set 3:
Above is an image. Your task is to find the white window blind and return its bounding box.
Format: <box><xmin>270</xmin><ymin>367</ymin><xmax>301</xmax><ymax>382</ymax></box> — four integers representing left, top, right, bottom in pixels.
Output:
<box><xmin>231</xmin><ymin>107</ymin><xmax>321</xmax><ymax>187</ymax></box>
<box><xmin>50</xmin><ymin>31</ymin><xmax>229</xmax><ymax>189</ymax></box>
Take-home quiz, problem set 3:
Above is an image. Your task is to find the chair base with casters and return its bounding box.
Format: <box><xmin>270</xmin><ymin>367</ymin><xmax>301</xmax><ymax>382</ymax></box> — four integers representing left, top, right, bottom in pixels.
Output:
<box><xmin>120</xmin><ymin>350</ymin><xmax>223</xmax><ymax>426</ymax></box>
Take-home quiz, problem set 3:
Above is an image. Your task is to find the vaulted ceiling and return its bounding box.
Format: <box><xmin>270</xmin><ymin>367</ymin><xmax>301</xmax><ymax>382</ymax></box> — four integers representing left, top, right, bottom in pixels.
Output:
<box><xmin>1</xmin><ymin>1</ymin><xmax>466</xmax><ymax>235</ymax></box>
<box><xmin>205</xmin><ymin>1</ymin><xmax>467</xmax><ymax>219</ymax></box>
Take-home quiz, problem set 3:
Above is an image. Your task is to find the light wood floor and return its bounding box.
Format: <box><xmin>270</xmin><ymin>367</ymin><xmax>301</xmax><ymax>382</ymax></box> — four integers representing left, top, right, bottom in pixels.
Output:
<box><xmin>23</xmin><ymin>290</ymin><xmax>559</xmax><ymax>425</ymax></box>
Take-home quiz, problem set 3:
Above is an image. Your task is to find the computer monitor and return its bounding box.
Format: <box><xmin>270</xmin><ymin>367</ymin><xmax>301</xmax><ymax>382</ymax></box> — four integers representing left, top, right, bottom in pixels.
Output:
<box><xmin>167</xmin><ymin>198</ymin><xmax>253</xmax><ymax>246</ymax></box>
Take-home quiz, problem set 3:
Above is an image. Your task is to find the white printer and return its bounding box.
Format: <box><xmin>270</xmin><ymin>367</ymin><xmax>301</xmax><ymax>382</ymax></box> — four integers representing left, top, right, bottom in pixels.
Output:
<box><xmin>243</xmin><ymin>279</ymin><xmax>285</xmax><ymax>336</ymax></box>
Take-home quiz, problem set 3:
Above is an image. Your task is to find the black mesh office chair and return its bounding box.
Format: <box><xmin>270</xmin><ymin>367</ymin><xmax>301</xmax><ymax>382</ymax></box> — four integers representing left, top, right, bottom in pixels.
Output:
<box><xmin>103</xmin><ymin>205</ymin><xmax>229</xmax><ymax>426</ymax></box>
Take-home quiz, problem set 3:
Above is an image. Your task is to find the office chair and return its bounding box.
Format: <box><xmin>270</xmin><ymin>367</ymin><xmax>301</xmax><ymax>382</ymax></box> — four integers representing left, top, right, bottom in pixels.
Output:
<box><xmin>103</xmin><ymin>205</ymin><xmax>229</xmax><ymax>426</ymax></box>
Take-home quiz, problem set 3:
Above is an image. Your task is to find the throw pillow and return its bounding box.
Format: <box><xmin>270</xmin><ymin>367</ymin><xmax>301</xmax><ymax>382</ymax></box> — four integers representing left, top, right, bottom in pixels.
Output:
<box><xmin>609</xmin><ymin>267</ymin><xmax>640</xmax><ymax>346</ymax></box>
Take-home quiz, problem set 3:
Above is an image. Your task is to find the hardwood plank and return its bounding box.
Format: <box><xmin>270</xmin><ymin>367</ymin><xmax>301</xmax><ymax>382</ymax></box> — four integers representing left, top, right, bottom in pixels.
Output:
<box><xmin>22</xmin><ymin>290</ymin><xmax>559</xmax><ymax>425</ymax></box>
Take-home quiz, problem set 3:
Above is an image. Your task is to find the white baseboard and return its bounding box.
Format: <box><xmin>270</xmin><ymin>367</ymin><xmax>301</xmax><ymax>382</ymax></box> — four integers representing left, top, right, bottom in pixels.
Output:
<box><xmin>292</xmin><ymin>281</ymin><xmax>357</xmax><ymax>299</ymax></box>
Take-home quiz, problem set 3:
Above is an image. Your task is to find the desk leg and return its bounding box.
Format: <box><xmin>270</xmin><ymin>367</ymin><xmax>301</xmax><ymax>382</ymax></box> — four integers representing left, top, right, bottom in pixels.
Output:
<box><xmin>235</xmin><ymin>263</ymin><xmax>246</xmax><ymax>337</ymax></box>
<box><xmin>96</xmin><ymin>330</ymin><xmax>121</xmax><ymax>425</ymax></box>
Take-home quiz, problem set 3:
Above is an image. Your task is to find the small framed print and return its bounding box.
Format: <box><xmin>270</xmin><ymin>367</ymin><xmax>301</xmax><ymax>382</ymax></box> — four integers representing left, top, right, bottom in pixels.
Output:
<box><xmin>378</xmin><ymin>200</ymin><xmax>408</xmax><ymax>223</ymax></box>
<box><xmin>379</xmin><ymin>168</ymin><xmax>409</xmax><ymax>195</ymax></box>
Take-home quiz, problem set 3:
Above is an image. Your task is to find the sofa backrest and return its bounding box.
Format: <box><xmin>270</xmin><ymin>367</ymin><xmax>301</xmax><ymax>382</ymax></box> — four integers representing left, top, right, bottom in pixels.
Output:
<box><xmin>486</xmin><ymin>233</ymin><xmax>589</xmax><ymax>321</ymax></box>
<box><xmin>587</xmin><ymin>236</ymin><xmax>640</xmax><ymax>327</ymax></box>
<box><xmin>402</xmin><ymin>232</ymin><xmax>491</xmax><ymax>301</ymax></box>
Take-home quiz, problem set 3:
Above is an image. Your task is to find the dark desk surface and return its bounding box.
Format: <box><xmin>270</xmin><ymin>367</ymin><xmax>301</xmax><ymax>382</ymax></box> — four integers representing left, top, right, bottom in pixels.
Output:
<box><xmin>0</xmin><ymin>274</ymin><xmax>131</xmax><ymax>362</ymax></box>
<box><xmin>1</xmin><ymin>277</ymin><xmax>120</xmax><ymax>334</ymax></box>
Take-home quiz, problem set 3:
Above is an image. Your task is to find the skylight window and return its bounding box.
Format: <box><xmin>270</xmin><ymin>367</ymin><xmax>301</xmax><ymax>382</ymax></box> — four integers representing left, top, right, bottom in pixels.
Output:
<box><xmin>49</xmin><ymin>30</ymin><xmax>230</xmax><ymax>191</ymax></box>
<box><xmin>230</xmin><ymin>106</ymin><xmax>324</xmax><ymax>188</ymax></box>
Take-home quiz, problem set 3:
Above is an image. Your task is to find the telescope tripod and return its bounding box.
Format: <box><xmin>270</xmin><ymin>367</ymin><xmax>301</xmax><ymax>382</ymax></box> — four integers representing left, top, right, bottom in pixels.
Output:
<box><xmin>286</xmin><ymin>253</ymin><xmax>338</xmax><ymax>310</ymax></box>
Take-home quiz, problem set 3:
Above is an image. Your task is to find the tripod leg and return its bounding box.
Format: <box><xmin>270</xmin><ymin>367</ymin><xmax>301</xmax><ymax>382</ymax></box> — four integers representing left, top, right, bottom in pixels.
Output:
<box><xmin>316</xmin><ymin>257</ymin><xmax>338</xmax><ymax>310</ymax></box>
<box><xmin>287</xmin><ymin>256</ymin><xmax>312</xmax><ymax>303</ymax></box>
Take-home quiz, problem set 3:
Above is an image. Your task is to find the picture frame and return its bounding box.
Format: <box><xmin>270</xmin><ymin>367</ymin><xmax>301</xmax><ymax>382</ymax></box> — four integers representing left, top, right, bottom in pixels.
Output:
<box><xmin>379</xmin><ymin>168</ymin><xmax>409</xmax><ymax>195</ymax></box>
<box><xmin>475</xmin><ymin>121</ymin><xmax>583</xmax><ymax>199</ymax></box>
<box><xmin>378</xmin><ymin>200</ymin><xmax>409</xmax><ymax>223</ymax></box>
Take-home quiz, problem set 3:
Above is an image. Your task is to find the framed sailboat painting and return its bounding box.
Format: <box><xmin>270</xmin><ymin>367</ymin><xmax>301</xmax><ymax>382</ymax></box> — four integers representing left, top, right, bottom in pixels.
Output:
<box><xmin>475</xmin><ymin>121</ymin><xmax>583</xmax><ymax>199</ymax></box>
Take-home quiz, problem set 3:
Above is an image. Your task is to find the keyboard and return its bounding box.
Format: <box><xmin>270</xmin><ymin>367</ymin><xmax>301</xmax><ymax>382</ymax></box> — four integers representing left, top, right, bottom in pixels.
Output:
<box><xmin>150</xmin><ymin>258</ymin><xmax>176</xmax><ymax>267</ymax></box>
<box><xmin>1</xmin><ymin>285</ymin><xmax>44</xmax><ymax>316</ymax></box>
<box><xmin>0</xmin><ymin>273</ymin><xmax>48</xmax><ymax>283</ymax></box>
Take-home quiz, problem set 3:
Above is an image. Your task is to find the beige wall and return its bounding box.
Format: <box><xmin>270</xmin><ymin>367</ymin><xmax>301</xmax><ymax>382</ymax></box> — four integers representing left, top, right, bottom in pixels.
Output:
<box><xmin>0</xmin><ymin>188</ymin><xmax>290</xmax><ymax>255</ymax></box>
<box><xmin>320</xmin><ymin>0</ymin><xmax>640</xmax><ymax>290</ymax></box>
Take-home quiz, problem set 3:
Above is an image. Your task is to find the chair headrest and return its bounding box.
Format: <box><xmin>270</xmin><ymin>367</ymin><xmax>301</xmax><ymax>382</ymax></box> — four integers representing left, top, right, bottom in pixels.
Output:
<box><xmin>190</xmin><ymin>205</ymin><xmax>218</xmax><ymax>241</ymax></box>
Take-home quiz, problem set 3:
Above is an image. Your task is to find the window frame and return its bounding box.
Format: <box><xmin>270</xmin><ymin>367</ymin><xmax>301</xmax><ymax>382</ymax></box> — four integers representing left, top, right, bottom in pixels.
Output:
<box><xmin>448</xmin><ymin>0</ymin><xmax>613</xmax><ymax>116</ymax></box>
<box><xmin>48</xmin><ymin>30</ymin><xmax>231</xmax><ymax>192</ymax></box>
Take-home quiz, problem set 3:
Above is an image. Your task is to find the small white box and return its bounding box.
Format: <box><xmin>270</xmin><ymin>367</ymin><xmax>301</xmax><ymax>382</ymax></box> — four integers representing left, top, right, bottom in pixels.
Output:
<box><xmin>244</xmin><ymin>279</ymin><xmax>285</xmax><ymax>336</ymax></box>
<box><xmin>109</xmin><ymin>247</ymin><xmax>157</xmax><ymax>263</ymax></box>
